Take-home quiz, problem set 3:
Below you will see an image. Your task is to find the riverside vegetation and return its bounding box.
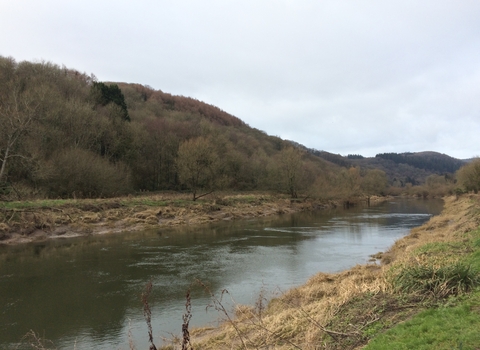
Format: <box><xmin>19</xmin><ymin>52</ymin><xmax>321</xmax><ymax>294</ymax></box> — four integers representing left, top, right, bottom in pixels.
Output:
<box><xmin>0</xmin><ymin>56</ymin><xmax>471</xmax><ymax>206</ymax></box>
<box><xmin>0</xmin><ymin>55</ymin><xmax>392</xmax><ymax>204</ymax></box>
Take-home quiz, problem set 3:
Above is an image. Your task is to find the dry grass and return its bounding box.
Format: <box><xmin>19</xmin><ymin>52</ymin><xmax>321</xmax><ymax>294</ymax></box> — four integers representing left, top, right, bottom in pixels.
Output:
<box><xmin>382</xmin><ymin>194</ymin><xmax>480</xmax><ymax>266</ymax></box>
<box><xmin>183</xmin><ymin>265</ymin><xmax>388</xmax><ymax>350</ymax></box>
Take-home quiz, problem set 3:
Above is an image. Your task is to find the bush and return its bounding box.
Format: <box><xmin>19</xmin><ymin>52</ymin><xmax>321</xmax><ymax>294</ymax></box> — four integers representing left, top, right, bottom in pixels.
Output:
<box><xmin>456</xmin><ymin>158</ymin><xmax>480</xmax><ymax>193</ymax></box>
<box><xmin>40</xmin><ymin>148</ymin><xmax>133</xmax><ymax>198</ymax></box>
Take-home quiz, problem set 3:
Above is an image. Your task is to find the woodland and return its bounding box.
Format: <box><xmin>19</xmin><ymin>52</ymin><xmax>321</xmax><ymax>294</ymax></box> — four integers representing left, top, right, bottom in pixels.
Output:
<box><xmin>0</xmin><ymin>56</ymin><xmax>477</xmax><ymax>202</ymax></box>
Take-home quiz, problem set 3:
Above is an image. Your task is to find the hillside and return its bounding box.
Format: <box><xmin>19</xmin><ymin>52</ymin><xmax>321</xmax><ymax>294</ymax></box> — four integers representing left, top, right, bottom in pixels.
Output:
<box><xmin>0</xmin><ymin>56</ymin><xmax>470</xmax><ymax>202</ymax></box>
<box><xmin>0</xmin><ymin>56</ymin><xmax>341</xmax><ymax>201</ymax></box>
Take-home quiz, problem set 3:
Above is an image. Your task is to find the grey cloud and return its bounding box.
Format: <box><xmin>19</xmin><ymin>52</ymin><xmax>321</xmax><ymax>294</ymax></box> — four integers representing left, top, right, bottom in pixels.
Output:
<box><xmin>1</xmin><ymin>0</ymin><xmax>479</xmax><ymax>159</ymax></box>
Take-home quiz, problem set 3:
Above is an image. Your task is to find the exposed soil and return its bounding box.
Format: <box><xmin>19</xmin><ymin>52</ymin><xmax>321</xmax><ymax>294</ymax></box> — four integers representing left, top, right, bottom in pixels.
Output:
<box><xmin>1</xmin><ymin>193</ymin><xmax>381</xmax><ymax>245</ymax></box>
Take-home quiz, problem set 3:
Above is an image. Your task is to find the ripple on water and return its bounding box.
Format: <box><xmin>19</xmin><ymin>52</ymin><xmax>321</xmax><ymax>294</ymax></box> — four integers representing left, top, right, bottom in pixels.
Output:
<box><xmin>0</xmin><ymin>198</ymin><xmax>443</xmax><ymax>350</ymax></box>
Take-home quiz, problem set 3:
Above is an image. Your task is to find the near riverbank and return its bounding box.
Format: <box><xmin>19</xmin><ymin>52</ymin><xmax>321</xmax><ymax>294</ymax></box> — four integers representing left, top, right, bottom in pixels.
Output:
<box><xmin>1</xmin><ymin>192</ymin><xmax>380</xmax><ymax>245</ymax></box>
<box><xmin>170</xmin><ymin>194</ymin><xmax>480</xmax><ymax>350</ymax></box>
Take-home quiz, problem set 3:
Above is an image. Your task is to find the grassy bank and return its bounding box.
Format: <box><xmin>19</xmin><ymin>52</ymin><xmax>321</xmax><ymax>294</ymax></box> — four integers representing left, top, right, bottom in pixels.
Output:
<box><xmin>0</xmin><ymin>192</ymin><xmax>347</xmax><ymax>245</ymax></box>
<box><xmin>170</xmin><ymin>194</ymin><xmax>480</xmax><ymax>350</ymax></box>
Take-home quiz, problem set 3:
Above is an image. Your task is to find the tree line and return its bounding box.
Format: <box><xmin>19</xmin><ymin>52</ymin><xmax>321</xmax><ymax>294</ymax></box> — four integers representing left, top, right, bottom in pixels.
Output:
<box><xmin>375</xmin><ymin>152</ymin><xmax>464</xmax><ymax>174</ymax></box>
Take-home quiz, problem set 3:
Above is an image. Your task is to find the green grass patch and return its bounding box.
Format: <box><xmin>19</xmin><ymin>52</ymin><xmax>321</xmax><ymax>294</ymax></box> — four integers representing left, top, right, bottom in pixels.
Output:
<box><xmin>465</xmin><ymin>248</ymin><xmax>480</xmax><ymax>271</ymax></box>
<box><xmin>474</xmin><ymin>238</ymin><xmax>480</xmax><ymax>248</ymax></box>
<box><xmin>320</xmin><ymin>292</ymin><xmax>423</xmax><ymax>349</ymax></box>
<box><xmin>368</xmin><ymin>223</ymin><xmax>480</xmax><ymax>349</ymax></box>
<box><xmin>364</xmin><ymin>291</ymin><xmax>480</xmax><ymax>350</ymax></box>
<box><xmin>461</xmin><ymin>229</ymin><xmax>480</xmax><ymax>272</ymax></box>
<box><xmin>415</xmin><ymin>242</ymin><xmax>466</xmax><ymax>255</ymax></box>
<box><xmin>1</xmin><ymin>199</ymin><xmax>74</xmax><ymax>209</ymax></box>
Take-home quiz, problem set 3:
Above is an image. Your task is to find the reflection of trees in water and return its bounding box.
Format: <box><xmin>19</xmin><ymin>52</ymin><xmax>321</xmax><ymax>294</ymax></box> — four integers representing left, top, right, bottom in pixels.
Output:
<box><xmin>0</xmin><ymin>246</ymin><xmax>131</xmax><ymax>344</ymax></box>
<box><xmin>386</xmin><ymin>198</ymin><xmax>443</xmax><ymax>215</ymax></box>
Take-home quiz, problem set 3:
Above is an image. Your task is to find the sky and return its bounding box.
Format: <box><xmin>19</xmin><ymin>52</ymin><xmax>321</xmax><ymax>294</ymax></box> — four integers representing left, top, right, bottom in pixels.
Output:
<box><xmin>1</xmin><ymin>1</ymin><xmax>479</xmax><ymax>159</ymax></box>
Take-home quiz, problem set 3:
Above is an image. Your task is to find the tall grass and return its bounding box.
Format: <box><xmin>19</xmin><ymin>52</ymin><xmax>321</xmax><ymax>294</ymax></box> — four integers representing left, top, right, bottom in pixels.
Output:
<box><xmin>392</xmin><ymin>263</ymin><xmax>480</xmax><ymax>299</ymax></box>
<box><xmin>141</xmin><ymin>281</ymin><xmax>157</xmax><ymax>350</ymax></box>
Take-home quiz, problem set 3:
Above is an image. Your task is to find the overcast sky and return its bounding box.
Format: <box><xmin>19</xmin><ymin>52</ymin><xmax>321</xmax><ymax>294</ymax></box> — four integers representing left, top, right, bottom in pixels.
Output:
<box><xmin>1</xmin><ymin>1</ymin><xmax>479</xmax><ymax>159</ymax></box>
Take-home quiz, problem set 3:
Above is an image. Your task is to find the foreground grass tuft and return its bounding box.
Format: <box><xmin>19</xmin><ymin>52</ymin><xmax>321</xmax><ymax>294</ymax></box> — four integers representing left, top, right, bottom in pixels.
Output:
<box><xmin>392</xmin><ymin>263</ymin><xmax>480</xmax><ymax>299</ymax></box>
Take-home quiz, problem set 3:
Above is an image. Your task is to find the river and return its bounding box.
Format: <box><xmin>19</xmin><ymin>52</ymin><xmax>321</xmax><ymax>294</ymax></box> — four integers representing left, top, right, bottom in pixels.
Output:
<box><xmin>0</xmin><ymin>198</ymin><xmax>443</xmax><ymax>349</ymax></box>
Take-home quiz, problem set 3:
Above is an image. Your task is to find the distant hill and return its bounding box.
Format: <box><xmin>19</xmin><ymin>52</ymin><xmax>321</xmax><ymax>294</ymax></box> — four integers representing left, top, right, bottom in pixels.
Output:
<box><xmin>375</xmin><ymin>152</ymin><xmax>465</xmax><ymax>174</ymax></box>
<box><xmin>311</xmin><ymin>150</ymin><xmax>466</xmax><ymax>185</ymax></box>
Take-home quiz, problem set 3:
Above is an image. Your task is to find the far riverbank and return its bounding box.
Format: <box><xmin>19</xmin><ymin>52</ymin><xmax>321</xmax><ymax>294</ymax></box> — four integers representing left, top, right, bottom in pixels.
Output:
<box><xmin>0</xmin><ymin>192</ymin><xmax>388</xmax><ymax>245</ymax></box>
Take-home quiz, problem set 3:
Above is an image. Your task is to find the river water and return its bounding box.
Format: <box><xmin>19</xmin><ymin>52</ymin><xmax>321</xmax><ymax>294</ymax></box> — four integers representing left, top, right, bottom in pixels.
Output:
<box><xmin>0</xmin><ymin>198</ymin><xmax>443</xmax><ymax>349</ymax></box>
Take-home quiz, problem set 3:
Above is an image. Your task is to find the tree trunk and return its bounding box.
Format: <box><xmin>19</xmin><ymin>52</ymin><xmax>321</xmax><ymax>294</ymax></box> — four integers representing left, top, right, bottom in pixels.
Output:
<box><xmin>0</xmin><ymin>146</ymin><xmax>10</xmax><ymax>183</ymax></box>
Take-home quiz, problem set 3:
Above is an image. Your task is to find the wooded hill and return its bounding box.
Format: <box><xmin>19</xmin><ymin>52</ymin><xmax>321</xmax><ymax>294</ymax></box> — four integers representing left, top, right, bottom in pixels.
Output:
<box><xmin>0</xmin><ymin>56</ymin><xmax>331</xmax><ymax>200</ymax></box>
<box><xmin>0</xmin><ymin>56</ymin><xmax>469</xmax><ymax>200</ymax></box>
<box><xmin>312</xmin><ymin>150</ymin><xmax>466</xmax><ymax>187</ymax></box>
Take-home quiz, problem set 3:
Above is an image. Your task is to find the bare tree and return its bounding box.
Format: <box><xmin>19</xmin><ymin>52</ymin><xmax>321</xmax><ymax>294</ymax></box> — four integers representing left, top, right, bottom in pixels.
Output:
<box><xmin>361</xmin><ymin>169</ymin><xmax>388</xmax><ymax>196</ymax></box>
<box><xmin>456</xmin><ymin>158</ymin><xmax>480</xmax><ymax>193</ymax></box>
<box><xmin>279</xmin><ymin>146</ymin><xmax>303</xmax><ymax>198</ymax></box>
<box><xmin>0</xmin><ymin>57</ymin><xmax>44</xmax><ymax>183</ymax></box>
<box><xmin>177</xmin><ymin>137</ymin><xmax>219</xmax><ymax>200</ymax></box>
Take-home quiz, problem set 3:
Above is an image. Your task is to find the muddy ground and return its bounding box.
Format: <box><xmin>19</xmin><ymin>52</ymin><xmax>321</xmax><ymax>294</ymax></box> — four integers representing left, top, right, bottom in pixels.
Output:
<box><xmin>1</xmin><ymin>193</ymin><xmax>379</xmax><ymax>245</ymax></box>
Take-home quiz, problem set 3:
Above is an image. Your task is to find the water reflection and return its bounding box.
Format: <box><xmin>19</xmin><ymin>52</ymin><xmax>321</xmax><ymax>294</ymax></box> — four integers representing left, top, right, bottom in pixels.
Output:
<box><xmin>0</xmin><ymin>198</ymin><xmax>443</xmax><ymax>349</ymax></box>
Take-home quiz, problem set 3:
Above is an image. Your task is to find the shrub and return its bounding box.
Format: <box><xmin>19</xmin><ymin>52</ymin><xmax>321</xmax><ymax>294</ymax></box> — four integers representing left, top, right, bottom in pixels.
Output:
<box><xmin>456</xmin><ymin>158</ymin><xmax>480</xmax><ymax>193</ymax></box>
<box><xmin>40</xmin><ymin>148</ymin><xmax>133</xmax><ymax>198</ymax></box>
